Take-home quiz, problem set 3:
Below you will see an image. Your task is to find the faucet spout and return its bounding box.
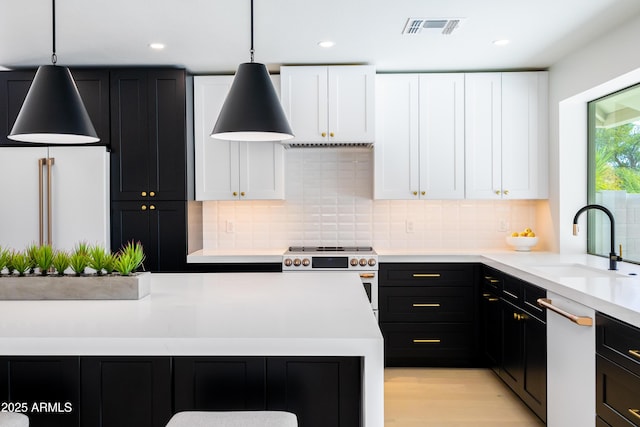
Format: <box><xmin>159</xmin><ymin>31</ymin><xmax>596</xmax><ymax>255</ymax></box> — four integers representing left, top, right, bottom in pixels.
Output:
<box><xmin>573</xmin><ymin>204</ymin><xmax>621</xmax><ymax>270</ymax></box>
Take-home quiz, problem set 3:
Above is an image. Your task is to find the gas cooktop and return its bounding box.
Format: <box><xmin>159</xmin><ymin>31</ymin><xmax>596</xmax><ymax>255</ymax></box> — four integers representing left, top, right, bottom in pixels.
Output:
<box><xmin>286</xmin><ymin>246</ymin><xmax>374</xmax><ymax>253</ymax></box>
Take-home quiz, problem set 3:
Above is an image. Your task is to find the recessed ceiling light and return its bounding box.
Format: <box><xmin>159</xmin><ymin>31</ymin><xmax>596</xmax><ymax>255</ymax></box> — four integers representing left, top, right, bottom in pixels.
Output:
<box><xmin>149</xmin><ymin>43</ymin><xmax>166</xmax><ymax>50</ymax></box>
<box><xmin>318</xmin><ymin>41</ymin><xmax>335</xmax><ymax>48</ymax></box>
<box><xmin>493</xmin><ymin>39</ymin><xmax>510</xmax><ymax>46</ymax></box>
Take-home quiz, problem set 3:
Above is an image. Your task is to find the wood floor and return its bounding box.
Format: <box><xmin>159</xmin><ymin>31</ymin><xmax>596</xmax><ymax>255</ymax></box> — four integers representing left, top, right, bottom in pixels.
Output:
<box><xmin>384</xmin><ymin>368</ymin><xmax>545</xmax><ymax>427</ymax></box>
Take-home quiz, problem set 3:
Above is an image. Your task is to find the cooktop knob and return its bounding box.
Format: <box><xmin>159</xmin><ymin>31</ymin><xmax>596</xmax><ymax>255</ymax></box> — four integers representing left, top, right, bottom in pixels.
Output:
<box><xmin>359</xmin><ymin>258</ymin><xmax>367</xmax><ymax>266</ymax></box>
<box><xmin>284</xmin><ymin>258</ymin><xmax>293</xmax><ymax>267</ymax></box>
<box><xmin>293</xmin><ymin>258</ymin><xmax>302</xmax><ymax>267</ymax></box>
<box><xmin>302</xmin><ymin>258</ymin><xmax>311</xmax><ymax>267</ymax></box>
<box><xmin>350</xmin><ymin>258</ymin><xmax>359</xmax><ymax>267</ymax></box>
<box><xmin>368</xmin><ymin>258</ymin><xmax>377</xmax><ymax>267</ymax></box>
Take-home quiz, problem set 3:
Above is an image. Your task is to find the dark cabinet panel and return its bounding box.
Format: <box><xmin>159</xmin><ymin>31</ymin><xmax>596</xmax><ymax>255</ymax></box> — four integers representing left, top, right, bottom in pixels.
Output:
<box><xmin>110</xmin><ymin>68</ymin><xmax>187</xmax><ymax>202</ymax></box>
<box><xmin>0</xmin><ymin>69</ymin><xmax>110</xmax><ymax>146</ymax></box>
<box><xmin>174</xmin><ymin>357</ymin><xmax>266</xmax><ymax>412</ymax></box>
<box><xmin>80</xmin><ymin>357</ymin><xmax>172</xmax><ymax>427</ymax></box>
<box><xmin>380</xmin><ymin>286</ymin><xmax>474</xmax><ymax>322</ymax></box>
<box><xmin>0</xmin><ymin>356</ymin><xmax>80</xmax><ymax>427</ymax></box>
<box><xmin>480</xmin><ymin>272</ymin><xmax>502</xmax><ymax>370</ymax></box>
<box><xmin>266</xmin><ymin>357</ymin><xmax>361</xmax><ymax>427</ymax></box>
<box><xmin>111</xmin><ymin>200</ymin><xmax>187</xmax><ymax>272</ymax></box>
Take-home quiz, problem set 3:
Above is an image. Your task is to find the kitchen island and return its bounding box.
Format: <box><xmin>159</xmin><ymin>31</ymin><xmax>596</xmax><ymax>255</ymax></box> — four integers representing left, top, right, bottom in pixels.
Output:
<box><xmin>0</xmin><ymin>272</ymin><xmax>384</xmax><ymax>427</ymax></box>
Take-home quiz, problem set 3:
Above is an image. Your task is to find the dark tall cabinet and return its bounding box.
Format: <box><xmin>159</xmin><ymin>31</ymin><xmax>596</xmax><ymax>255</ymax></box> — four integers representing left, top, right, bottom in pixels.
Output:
<box><xmin>109</xmin><ymin>68</ymin><xmax>191</xmax><ymax>271</ymax></box>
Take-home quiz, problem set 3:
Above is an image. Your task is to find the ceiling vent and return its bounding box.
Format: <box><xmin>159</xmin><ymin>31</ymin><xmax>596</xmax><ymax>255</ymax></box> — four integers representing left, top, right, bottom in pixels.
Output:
<box><xmin>402</xmin><ymin>18</ymin><xmax>465</xmax><ymax>35</ymax></box>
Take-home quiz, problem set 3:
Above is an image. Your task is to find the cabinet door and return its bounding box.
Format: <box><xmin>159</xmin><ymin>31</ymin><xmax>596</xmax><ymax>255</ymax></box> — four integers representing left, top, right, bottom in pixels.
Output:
<box><xmin>0</xmin><ymin>357</ymin><xmax>80</xmax><ymax>427</ymax></box>
<box><xmin>266</xmin><ymin>357</ymin><xmax>361</xmax><ymax>427</ymax></box>
<box><xmin>280</xmin><ymin>66</ymin><xmax>328</xmax><ymax>142</ymax></box>
<box><xmin>239</xmin><ymin>141</ymin><xmax>285</xmax><ymax>199</ymax></box>
<box><xmin>111</xmin><ymin>69</ymin><xmax>187</xmax><ymax>201</ymax></box>
<box><xmin>328</xmin><ymin>66</ymin><xmax>375</xmax><ymax>143</ymax></box>
<box><xmin>174</xmin><ymin>357</ymin><xmax>266</xmax><ymax>412</ymax></box>
<box><xmin>480</xmin><ymin>290</ymin><xmax>502</xmax><ymax>371</ymax></box>
<box><xmin>49</xmin><ymin>147</ymin><xmax>109</xmax><ymax>251</ymax></box>
<box><xmin>500</xmin><ymin>299</ymin><xmax>524</xmax><ymax>390</ymax></box>
<box><xmin>111</xmin><ymin>200</ymin><xmax>186</xmax><ymax>272</ymax></box>
<box><xmin>374</xmin><ymin>74</ymin><xmax>419</xmax><ymax>199</ymax></box>
<box><xmin>0</xmin><ymin>147</ymin><xmax>47</xmax><ymax>249</ymax></box>
<box><xmin>80</xmin><ymin>357</ymin><xmax>171</xmax><ymax>427</ymax></box>
<box><xmin>418</xmin><ymin>74</ymin><xmax>465</xmax><ymax>199</ymax></box>
<box><xmin>194</xmin><ymin>76</ymin><xmax>239</xmax><ymax>200</ymax></box>
<box><xmin>465</xmin><ymin>73</ymin><xmax>502</xmax><ymax>199</ymax></box>
<box><xmin>522</xmin><ymin>313</ymin><xmax>547</xmax><ymax>423</ymax></box>
<box><xmin>501</xmin><ymin>72</ymin><xmax>548</xmax><ymax>199</ymax></box>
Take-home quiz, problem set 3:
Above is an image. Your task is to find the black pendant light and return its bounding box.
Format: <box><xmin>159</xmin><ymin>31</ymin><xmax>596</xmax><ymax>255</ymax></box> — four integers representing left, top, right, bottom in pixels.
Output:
<box><xmin>211</xmin><ymin>0</ymin><xmax>293</xmax><ymax>142</ymax></box>
<box><xmin>8</xmin><ymin>0</ymin><xmax>99</xmax><ymax>144</ymax></box>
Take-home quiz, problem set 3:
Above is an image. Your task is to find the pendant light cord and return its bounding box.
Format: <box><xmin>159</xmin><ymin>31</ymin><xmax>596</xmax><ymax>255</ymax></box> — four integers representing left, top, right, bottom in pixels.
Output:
<box><xmin>51</xmin><ymin>0</ymin><xmax>57</xmax><ymax>65</ymax></box>
<box><xmin>249</xmin><ymin>0</ymin><xmax>254</xmax><ymax>63</ymax></box>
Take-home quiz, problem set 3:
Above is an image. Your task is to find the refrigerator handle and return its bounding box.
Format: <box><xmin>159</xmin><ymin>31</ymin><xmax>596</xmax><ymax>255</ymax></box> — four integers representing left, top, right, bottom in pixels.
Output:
<box><xmin>38</xmin><ymin>158</ymin><xmax>46</xmax><ymax>246</ymax></box>
<box><xmin>46</xmin><ymin>157</ymin><xmax>55</xmax><ymax>247</ymax></box>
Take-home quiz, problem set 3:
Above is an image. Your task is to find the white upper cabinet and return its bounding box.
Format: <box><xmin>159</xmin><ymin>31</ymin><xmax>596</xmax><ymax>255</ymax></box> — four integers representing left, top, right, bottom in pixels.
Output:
<box><xmin>194</xmin><ymin>75</ymin><xmax>285</xmax><ymax>201</ymax></box>
<box><xmin>374</xmin><ymin>74</ymin><xmax>464</xmax><ymax>199</ymax></box>
<box><xmin>465</xmin><ymin>72</ymin><xmax>548</xmax><ymax>199</ymax></box>
<box><xmin>280</xmin><ymin>65</ymin><xmax>375</xmax><ymax>143</ymax></box>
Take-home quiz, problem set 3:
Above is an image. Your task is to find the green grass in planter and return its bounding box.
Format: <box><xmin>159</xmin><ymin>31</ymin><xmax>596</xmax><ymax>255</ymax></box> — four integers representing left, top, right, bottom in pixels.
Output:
<box><xmin>88</xmin><ymin>245</ymin><xmax>111</xmax><ymax>276</ymax></box>
<box><xmin>103</xmin><ymin>252</ymin><xmax>117</xmax><ymax>275</ymax></box>
<box><xmin>52</xmin><ymin>251</ymin><xmax>70</xmax><ymax>276</ymax></box>
<box><xmin>26</xmin><ymin>243</ymin><xmax>38</xmax><ymax>274</ymax></box>
<box><xmin>11</xmin><ymin>252</ymin><xmax>31</xmax><ymax>276</ymax></box>
<box><xmin>114</xmin><ymin>241</ymin><xmax>146</xmax><ymax>275</ymax></box>
<box><xmin>0</xmin><ymin>248</ymin><xmax>10</xmax><ymax>272</ymax></box>
<box><xmin>69</xmin><ymin>252</ymin><xmax>89</xmax><ymax>276</ymax></box>
<box><xmin>34</xmin><ymin>244</ymin><xmax>54</xmax><ymax>275</ymax></box>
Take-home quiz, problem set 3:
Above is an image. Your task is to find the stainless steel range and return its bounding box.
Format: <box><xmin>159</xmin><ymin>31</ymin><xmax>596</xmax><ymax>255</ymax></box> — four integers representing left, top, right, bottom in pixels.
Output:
<box><xmin>282</xmin><ymin>246</ymin><xmax>378</xmax><ymax>320</ymax></box>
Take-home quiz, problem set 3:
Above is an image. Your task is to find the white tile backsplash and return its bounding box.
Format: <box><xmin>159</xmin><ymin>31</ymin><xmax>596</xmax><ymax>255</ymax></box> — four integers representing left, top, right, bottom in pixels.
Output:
<box><xmin>201</xmin><ymin>148</ymin><xmax>545</xmax><ymax>252</ymax></box>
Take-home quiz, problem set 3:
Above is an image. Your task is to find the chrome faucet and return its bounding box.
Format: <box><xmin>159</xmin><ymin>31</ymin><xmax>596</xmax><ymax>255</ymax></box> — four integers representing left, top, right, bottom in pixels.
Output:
<box><xmin>573</xmin><ymin>204</ymin><xmax>622</xmax><ymax>270</ymax></box>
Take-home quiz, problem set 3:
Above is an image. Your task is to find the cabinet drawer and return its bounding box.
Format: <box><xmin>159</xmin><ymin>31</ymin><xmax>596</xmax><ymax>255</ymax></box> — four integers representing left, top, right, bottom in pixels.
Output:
<box><xmin>597</xmin><ymin>313</ymin><xmax>640</xmax><ymax>378</ymax></box>
<box><xmin>380</xmin><ymin>263</ymin><xmax>475</xmax><ymax>286</ymax></box>
<box><xmin>502</xmin><ymin>276</ymin><xmax>522</xmax><ymax>303</ymax></box>
<box><xmin>597</xmin><ymin>355</ymin><xmax>640</xmax><ymax>427</ymax></box>
<box><xmin>379</xmin><ymin>286</ymin><xmax>474</xmax><ymax>322</ymax></box>
<box><xmin>381</xmin><ymin>323</ymin><xmax>476</xmax><ymax>366</ymax></box>
<box><xmin>523</xmin><ymin>283</ymin><xmax>546</xmax><ymax>322</ymax></box>
<box><xmin>482</xmin><ymin>270</ymin><xmax>502</xmax><ymax>293</ymax></box>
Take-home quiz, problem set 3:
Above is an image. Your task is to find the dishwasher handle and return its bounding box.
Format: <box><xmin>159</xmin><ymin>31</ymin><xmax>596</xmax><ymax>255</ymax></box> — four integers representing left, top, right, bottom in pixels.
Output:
<box><xmin>537</xmin><ymin>298</ymin><xmax>593</xmax><ymax>326</ymax></box>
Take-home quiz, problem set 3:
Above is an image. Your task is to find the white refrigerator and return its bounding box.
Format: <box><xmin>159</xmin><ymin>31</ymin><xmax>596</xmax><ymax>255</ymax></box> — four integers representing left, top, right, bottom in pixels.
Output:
<box><xmin>0</xmin><ymin>146</ymin><xmax>110</xmax><ymax>252</ymax></box>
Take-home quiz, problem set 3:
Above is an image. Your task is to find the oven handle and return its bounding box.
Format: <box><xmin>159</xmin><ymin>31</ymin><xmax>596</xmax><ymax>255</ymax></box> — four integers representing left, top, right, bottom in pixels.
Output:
<box><xmin>360</xmin><ymin>273</ymin><xmax>375</xmax><ymax>279</ymax></box>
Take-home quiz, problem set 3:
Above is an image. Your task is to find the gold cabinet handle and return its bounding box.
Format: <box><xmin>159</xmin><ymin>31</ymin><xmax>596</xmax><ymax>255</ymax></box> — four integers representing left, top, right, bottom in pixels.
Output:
<box><xmin>141</xmin><ymin>205</ymin><xmax>147</xmax><ymax>211</ymax></box>
<box><xmin>513</xmin><ymin>312</ymin><xmax>529</xmax><ymax>321</ymax></box>
<box><xmin>150</xmin><ymin>205</ymin><xmax>156</xmax><ymax>210</ymax></box>
<box><xmin>149</xmin><ymin>191</ymin><xmax>155</xmax><ymax>197</ymax></box>
<box><xmin>495</xmin><ymin>190</ymin><xmax>501</xmax><ymax>195</ymax></box>
<box><xmin>503</xmin><ymin>190</ymin><xmax>509</xmax><ymax>195</ymax></box>
<box><xmin>413</xmin><ymin>273</ymin><xmax>441</xmax><ymax>278</ymax></box>
<box><xmin>537</xmin><ymin>298</ymin><xmax>593</xmax><ymax>326</ymax></box>
<box><xmin>629</xmin><ymin>349</ymin><xmax>640</xmax><ymax>360</ymax></box>
<box><xmin>141</xmin><ymin>191</ymin><xmax>147</xmax><ymax>197</ymax></box>
<box><xmin>412</xmin><ymin>303</ymin><xmax>441</xmax><ymax>307</ymax></box>
<box><xmin>240</xmin><ymin>191</ymin><xmax>246</xmax><ymax>197</ymax></box>
<box><xmin>321</xmin><ymin>132</ymin><xmax>327</xmax><ymax>137</ymax></box>
<box><xmin>413</xmin><ymin>339</ymin><xmax>441</xmax><ymax>344</ymax></box>
<box><xmin>482</xmin><ymin>294</ymin><xmax>499</xmax><ymax>302</ymax></box>
<box><xmin>629</xmin><ymin>409</ymin><xmax>640</xmax><ymax>420</ymax></box>
<box><xmin>421</xmin><ymin>191</ymin><xmax>426</xmax><ymax>196</ymax></box>
<box><xmin>360</xmin><ymin>273</ymin><xmax>375</xmax><ymax>279</ymax></box>
<box><xmin>329</xmin><ymin>132</ymin><xmax>334</xmax><ymax>137</ymax></box>
<box><xmin>233</xmin><ymin>192</ymin><xmax>238</xmax><ymax>196</ymax></box>
<box><xmin>412</xmin><ymin>191</ymin><xmax>418</xmax><ymax>196</ymax></box>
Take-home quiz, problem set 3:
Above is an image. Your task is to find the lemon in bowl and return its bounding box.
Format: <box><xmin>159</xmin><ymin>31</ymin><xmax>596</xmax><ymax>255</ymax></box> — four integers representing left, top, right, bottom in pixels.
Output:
<box><xmin>506</xmin><ymin>229</ymin><xmax>538</xmax><ymax>251</ymax></box>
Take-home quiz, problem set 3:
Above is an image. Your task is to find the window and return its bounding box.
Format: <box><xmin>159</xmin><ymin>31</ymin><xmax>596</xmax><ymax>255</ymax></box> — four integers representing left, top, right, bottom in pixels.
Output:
<box><xmin>588</xmin><ymin>83</ymin><xmax>640</xmax><ymax>263</ymax></box>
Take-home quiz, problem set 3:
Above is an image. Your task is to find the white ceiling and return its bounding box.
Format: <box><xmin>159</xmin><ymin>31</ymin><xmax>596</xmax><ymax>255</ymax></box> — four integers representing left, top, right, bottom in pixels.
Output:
<box><xmin>1</xmin><ymin>0</ymin><xmax>640</xmax><ymax>74</ymax></box>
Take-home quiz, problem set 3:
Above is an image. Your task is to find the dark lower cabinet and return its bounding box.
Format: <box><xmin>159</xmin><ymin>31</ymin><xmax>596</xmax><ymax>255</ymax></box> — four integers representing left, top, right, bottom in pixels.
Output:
<box><xmin>0</xmin><ymin>357</ymin><xmax>80</xmax><ymax>427</ymax></box>
<box><xmin>479</xmin><ymin>273</ymin><xmax>501</xmax><ymax>371</ymax></box>
<box><xmin>80</xmin><ymin>357</ymin><xmax>172</xmax><ymax>427</ymax></box>
<box><xmin>111</xmin><ymin>201</ymin><xmax>187</xmax><ymax>271</ymax></box>
<box><xmin>174</xmin><ymin>357</ymin><xmax>266</xmax><ymax>411</ymax></box>
<box><xmin>266</xmin><ymin>357</ymin><xmax>361</xmax><ymax>427</ymax></box>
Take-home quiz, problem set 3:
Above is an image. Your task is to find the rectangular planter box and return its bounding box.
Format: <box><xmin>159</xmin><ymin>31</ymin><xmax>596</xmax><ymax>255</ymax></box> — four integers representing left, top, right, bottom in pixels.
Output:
<box><xmin>0</xmin><ymin>271</ymin><xmax>151</xmax><ymax>300</ymax></box>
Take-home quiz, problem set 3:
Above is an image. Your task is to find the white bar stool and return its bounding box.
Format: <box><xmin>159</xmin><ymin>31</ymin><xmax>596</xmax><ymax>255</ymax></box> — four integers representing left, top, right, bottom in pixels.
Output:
<box><xmin>0</xmin><ymin>412</ymin><xmax>29</xmax><ymax>427</ymax></box>
<box><xmin>165</xmin><ymin>411</ymin><xmax>297</xmax><ymax>427</ymax></box>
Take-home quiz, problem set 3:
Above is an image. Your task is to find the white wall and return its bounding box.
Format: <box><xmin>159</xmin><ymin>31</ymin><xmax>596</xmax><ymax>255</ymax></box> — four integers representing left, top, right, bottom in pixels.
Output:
<box><xmin>547</xmin><ymin>12</ymin><xmax>640</xmax><ymax>252</ymax></box>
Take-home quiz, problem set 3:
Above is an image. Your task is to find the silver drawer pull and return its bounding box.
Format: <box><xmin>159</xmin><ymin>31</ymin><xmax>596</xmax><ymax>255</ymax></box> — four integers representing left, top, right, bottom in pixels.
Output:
<box><xmin>629</xmin><ymin>349</ymin><xmax>640</xmax><ymax>360</ymax></box>
<box><xmin>412</xmin><ymin>303</ymin><xmax>440</xmax><ymax>307</ymax></box>
<box><xmin>413</xmin><ymin>339</ymin><xmax>441</xmax><ymax>344</ymax></box>
<box><xmin>537</xmin><ymin>298</ymin><xmax>593</xmax><ymax>326</ymax></box>
<box><xmin>413</xmin><ymin>273</ymin><xmax>441</xmax><ymax>278</ymax></box>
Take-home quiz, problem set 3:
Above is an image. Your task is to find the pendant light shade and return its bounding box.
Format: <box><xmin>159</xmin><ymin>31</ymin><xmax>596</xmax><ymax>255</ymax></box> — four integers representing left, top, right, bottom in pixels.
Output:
<box><xmin>211</xmin><ymin>62</ymin><xmax>293</xmax><ymax>141</ymax></box>
<box><xmin>210</xmin><ymin>0</ymin><xmax>293</xmax><ymax>142</ymax></box>
<box><xmin>8</xmin><ymin>65</ymin><xmax>99</xmax><ymax>144</ymax></box>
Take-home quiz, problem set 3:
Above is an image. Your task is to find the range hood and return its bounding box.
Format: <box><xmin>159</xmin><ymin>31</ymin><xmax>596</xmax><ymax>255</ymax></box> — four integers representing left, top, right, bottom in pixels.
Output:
<box><xmin>281</xmin><ymin>141</ymin><xmax>373</xmax><ymax>149</ymax></box>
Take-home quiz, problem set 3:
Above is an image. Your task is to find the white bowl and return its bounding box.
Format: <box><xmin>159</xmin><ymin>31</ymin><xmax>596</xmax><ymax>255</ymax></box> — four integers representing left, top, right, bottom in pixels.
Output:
<box><xmin>506</xmin><ymin>236</ymin><xmax>539</xmax><ymax>252</ymax></box>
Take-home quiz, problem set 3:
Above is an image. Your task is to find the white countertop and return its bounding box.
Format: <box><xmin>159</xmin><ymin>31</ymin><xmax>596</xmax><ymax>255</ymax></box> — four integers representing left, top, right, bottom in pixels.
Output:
<box><xmin>0</xmin><ymin>272</ymin><xmax>382</xmax><ymax>356</ymax></box>
<box><xmin>187</xmin><ymin>249</ymin><xmax>284</xmax><ymax>263</ymax></box>
<box><xmin>380</xmin><ymin>251</ymin><xmax>640</xmax><ymax>328</ymax></box>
